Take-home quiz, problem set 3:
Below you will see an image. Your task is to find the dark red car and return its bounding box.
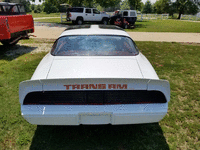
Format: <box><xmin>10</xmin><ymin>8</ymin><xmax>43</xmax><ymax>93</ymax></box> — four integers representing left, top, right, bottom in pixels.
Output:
<box><xmin>0</xmin><ymin>2</ymin><xmax>34</xmax><ymax>45</ymax></box>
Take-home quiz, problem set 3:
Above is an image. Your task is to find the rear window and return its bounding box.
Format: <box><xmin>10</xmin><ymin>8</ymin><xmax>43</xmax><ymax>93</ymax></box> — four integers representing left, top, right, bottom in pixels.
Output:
<box><xmin>18</xmin><ymin>5</ymin><xmax>25</xmax><ymax>13</ymax></box>
<box><xmin>130</xmin><ymin>11</ymin><xmax>136</xmax><ymax>17</ymax></box>
<box><xmin>51</xmin><ymin>35</ymin><xmax>139</xmax><ymax>56</ymax></box>
<box><xmin>69</xmin><ymin>8</ymin><xmax>83</xmax><ymax>13</ymax></box>
<box><xmin>123</xmin><ymin>11</ymin><xmax>128</xmax><ymax>16</ymax></box>
<box><xmin>11</xmin><ymin>5</ymin><xmax>19</xmax><ymax>13</ymax></box>
<box><xmin>1</xmin><ymin>5</ymin><xmax>11</xmax><ymax>12</ymax></box>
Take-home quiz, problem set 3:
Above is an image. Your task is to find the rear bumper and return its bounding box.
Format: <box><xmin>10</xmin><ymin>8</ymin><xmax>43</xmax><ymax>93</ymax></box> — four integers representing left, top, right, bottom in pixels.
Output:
<box><xmin>21</xmin><ymin>104</ymin><xmax>168</xmax><ymax>125</ymax></box>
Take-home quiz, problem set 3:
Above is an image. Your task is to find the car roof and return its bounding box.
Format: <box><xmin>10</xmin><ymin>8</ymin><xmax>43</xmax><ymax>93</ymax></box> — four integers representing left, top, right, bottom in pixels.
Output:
<box><xmin>60</xmin><ymin>25</ymin><xmax>130</xmax><ymax>37</ymax></box>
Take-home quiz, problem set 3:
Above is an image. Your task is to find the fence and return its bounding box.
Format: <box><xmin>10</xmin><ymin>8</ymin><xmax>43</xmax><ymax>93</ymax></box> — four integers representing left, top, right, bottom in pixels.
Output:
<box><xmin>60</xmin><ymin>13</ymin><xmax>67</xmax><ymax>23</ymax></box>
<box><xmin>60</xmin><ymin>12</ymin><xmax>200</xmax><ymax>23</ymax></box>
<box><xmin>180</xmin><ymin>14</ymin><xmax>200</xmax><ymax>21</ymax></box>
<box><xmin>137</xmin><ymin>14</ymin><xmax>169</xmax><ymax>21</ymax></box>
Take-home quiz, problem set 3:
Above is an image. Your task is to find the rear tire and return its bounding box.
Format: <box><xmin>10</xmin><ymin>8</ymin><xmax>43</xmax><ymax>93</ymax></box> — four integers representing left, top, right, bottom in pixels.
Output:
<box><xmin>102</xmin><ymin>18</ymin><xmax>108</xmax><ymax>25</ymax></box>
<box><xmin>110</xmin><ymin>19</ymin><xmax>114</xmax><ymax>25</ymax></box>
<box><xmin>76</xmin><ymin>18</ymin><xmax>83</xmax><ymax>25</ymax></box>
<box><xmin>124</xmin><ymin>24</ymin><xmax>128</xmax><ymax>29</ymax></box>
<box><xmin>72</xmin><ymin>21</ymin><xmax>76</xmax><ymax>25</ymax></box>
<box><xmin>1</xmin><ymin>38</ymin><xmax>19</xmax><ymax>46</ymax></box>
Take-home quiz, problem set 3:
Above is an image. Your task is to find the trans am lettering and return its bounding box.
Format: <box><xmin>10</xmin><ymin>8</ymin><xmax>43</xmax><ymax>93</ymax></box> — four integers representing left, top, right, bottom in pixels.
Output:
<box><xmin>63</xmin><ymin>84</ymin><xmax>127</xmax><ymax>90</ymax></box>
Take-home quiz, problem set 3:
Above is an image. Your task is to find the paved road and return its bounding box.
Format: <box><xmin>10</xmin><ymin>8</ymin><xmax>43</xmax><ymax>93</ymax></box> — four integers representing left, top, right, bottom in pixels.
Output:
<box><xmin>31</xmin><ymin>24</ymin><xmax>200</xmax><ymax>43</ymax></box>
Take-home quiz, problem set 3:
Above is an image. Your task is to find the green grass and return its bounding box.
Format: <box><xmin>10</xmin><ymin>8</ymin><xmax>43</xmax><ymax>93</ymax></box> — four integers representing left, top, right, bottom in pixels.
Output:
<box><xmin>127</xmin><ymin>19</ymin><xmax>200</xmax><ymax>32</ymax></box>
<box><xmin>0</xmin><ymin>39</ymin><xmax>199</xmax><ymax>149</ymax></box>
<box><xmin>35</xmin><ymin>18</ymin><xmax>69</xmax><ymax>24</ymax></box>
<box><xmin>28</xmin><ymin>11</ymin><xmax>61</xmax><ymax>18</ymax></box>
<box><xmin>34</xmin><ymin>18</ymin><xmax>200</xmax><ymax>33</ymax></box>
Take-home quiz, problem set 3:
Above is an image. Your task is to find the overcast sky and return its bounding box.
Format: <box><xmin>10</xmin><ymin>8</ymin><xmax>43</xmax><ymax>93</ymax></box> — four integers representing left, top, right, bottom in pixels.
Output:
<box><xmin>32</xmin><ymin>0</ymin><xmax>157</xmax><ymax>5</ymax></box>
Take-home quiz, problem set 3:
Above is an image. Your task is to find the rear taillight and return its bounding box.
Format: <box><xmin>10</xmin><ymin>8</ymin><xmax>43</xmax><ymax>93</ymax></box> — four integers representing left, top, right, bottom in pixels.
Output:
<box><xmin>23</xmin><ymin>90</ymin><xmax>167</xmax><ymax>105</ymax></box>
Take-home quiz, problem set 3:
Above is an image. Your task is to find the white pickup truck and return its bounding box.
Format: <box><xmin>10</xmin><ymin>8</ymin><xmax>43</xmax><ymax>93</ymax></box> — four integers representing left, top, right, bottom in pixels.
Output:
<box><xmin>67</xmin><ymin>7</ymin><xmax>110</xmax><ymax>25</ymax></box>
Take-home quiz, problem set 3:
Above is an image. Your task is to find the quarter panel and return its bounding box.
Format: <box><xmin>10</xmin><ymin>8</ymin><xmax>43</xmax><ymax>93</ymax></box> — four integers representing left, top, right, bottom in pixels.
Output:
<box><xmin>136</xmin><ymin>53</ymin><xmax>159</xmax><ymax>79</ymax></box>
<box><xmin>31</xmin><ymin>53</ymin><xmax>54</xmax><ymax>80</ymax></box>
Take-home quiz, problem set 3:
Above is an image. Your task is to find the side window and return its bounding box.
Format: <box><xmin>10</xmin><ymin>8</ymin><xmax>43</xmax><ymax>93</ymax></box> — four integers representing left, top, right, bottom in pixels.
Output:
<box><xmin>130</xmin><ymin>12</ymin><xmax>135</xmax><ymax>17</ymax></box>
<box><xmin>70</xmin><ymin>8</ymin><xmax>83</xmax><ymax>13</ymax></box>
<box><xmin>123</xmin><ymin>11</ymin><xmax>128</xmax><ymax>17</ymax></box>
<box><xmin>18</xmin><ymin>5</ymin><xmax>25</xmax><ymax>13</ymax></box>
<box><xmin>93</xmin><ymin>9</ymin><xmax>100</xmax><ymax>14</ymax></box>
<box><xmin>3</xmin><ymin>6</ymin><xmax>11</xmax><ymax>12</ymax></box>
<box><xmin>86</xmin><ymin>9</ymin><xmax>91</xmax><ymax>13</ymax></box>
<box><xmin>0</xmin><ymin>6</ymin><xmax>2</xmax><ymax>12</ymax></box>
<box><xmin>11</xmin><ymin>6</ymin><xmax>19</xmax><ymax>13</ymax></box>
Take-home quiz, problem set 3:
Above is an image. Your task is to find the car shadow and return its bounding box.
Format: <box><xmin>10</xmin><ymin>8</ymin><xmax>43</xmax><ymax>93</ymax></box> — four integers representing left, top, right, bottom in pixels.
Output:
<box><xmin>134</xmin><ymin>23</ymin><xmax>146</xmax><ymax>29</ymax></box>
<box><xmin>0</xmin><ymin>44</ymin><xmax>38</xmax><ymax>60</ymax></box>
<box><xmin>30</xmin><ymin>123</ymin><xmax>169</xmax><ymax>150</ymax></box>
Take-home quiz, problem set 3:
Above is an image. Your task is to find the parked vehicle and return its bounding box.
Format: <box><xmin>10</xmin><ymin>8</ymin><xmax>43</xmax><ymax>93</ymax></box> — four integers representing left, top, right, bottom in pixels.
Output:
<box><xmin>66</xmin><ymin>7</ymin><xmax>110</xmax><ymax>25</ymax></box>
<box><xmin>110</xmin><ymin>10</ymin><xmax>137</xmax><ymax>26</ymax></box>
<box><xmin>19</xmin><ymin>25</ymin><xmax>170</xmax><ymax>125</ymax></box>
<box><xmin>114</xmin><ymin>18</ymin><xmax>130</xmax><ymax>29</ymax></box>
<box><xmin>0</xmin><ymin>2</ymin><xmax>34</xmax><ymax>46</ymax></box>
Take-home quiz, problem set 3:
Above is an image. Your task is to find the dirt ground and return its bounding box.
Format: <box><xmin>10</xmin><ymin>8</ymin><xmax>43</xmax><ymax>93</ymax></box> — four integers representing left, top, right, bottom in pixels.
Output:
<box><xmin>30</xmin><ymin>26</ymin><xmax>200</xmax><ymax>43</ymax></box>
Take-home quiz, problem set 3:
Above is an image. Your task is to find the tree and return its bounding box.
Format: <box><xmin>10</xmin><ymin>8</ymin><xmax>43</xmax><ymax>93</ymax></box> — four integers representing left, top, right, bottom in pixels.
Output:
<box><xmin>20</xmin><ymin>0</ymin><xmax>32</xmax><ymax>12</ymax></box>
<box><xmin>30</xmin><ymin>4</ymin><xmax>35</xmax><ymax>11</ymax></box>
<box><xmin>95</xmin><ymin>0</ymin><xmax>121</xmax><ymax>8</ymax></box>
<box><xmin>34</xmin><ymin>4</ymin><xmax>43</xmax><ymax>13</ymax></box>
<box><xmin>154</xmin><ymin>0</ymin><xmax>170</xmax><ymax>14</ymax></box>
<box><xmin>142</xmin><ymin>0</ymin><xmax>152</xmax><ymax>14</ymax></box>
<box><xmin>120</xmin><ymin>0</ymin><xmax>130</xmax><ymax>10</ymax></box>
<box><xmin>174</xmin><ymin>0</ymin><xmax>199</xmax><ymax>19</ymax></box>
<box><xmin>44</xmin><ymin>0</ymin><xmax>59</xmax><ymax>13</ymax></box>
<box><xmin>128</xmin><ymin>0</ymin><xmax>143</xmax><ymax>10</ymax></box>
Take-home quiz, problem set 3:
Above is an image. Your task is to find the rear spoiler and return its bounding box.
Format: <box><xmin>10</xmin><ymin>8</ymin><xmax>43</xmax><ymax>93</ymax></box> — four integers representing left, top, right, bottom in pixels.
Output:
<box><xmin>19</xmin><ymin>78</ymin><xmax>170</xmax><ymax>104</ymax></box>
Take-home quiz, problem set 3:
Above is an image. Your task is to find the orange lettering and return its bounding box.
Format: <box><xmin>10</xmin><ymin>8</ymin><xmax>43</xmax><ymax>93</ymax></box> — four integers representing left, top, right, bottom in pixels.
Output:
<box><xmin>108</xmin><ymin>84</ymin><xmax>116</xmax><ymax>89</ymax></box>
<box><xmin>89</xmin><ymin>84</ymin><xmax>97</xmax><ymax>89</ymax></box>
<box><xmin>117</xmin><ymin>84</ymin><xmax>127</xmax><ymax>89</ymax></box>
<box><xmin>64</xmin><ymin>85</ymin><xmax>71</xmax><ymax>90</ymax></box>
<box><xmin>72</xmin><ymin>85</ymin><xmax>80</xmax><ymax>90</ymax></box>
<box><xmin>98</xmin><ymin>84</ymin><xmax>106</xmax><ymax>89</ymax></box>
<box><xmin>81</xmin><ymin>84</ymin><xmax>89</xmax><ymax>89</ymax></box>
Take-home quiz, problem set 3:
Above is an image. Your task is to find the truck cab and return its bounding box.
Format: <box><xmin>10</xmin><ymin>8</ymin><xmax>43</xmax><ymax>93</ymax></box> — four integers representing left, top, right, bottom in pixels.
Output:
<box><xmin>67</xmin><ymin>7</ymin><xmax>110</xmax><ymax>25</ymax></box>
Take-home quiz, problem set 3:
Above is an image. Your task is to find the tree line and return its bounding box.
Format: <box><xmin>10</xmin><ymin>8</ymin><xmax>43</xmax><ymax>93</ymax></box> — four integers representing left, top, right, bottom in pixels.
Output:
<box><xmin>10</xmin><ymin>0</ymin><xmax>199</xmax><ymax>19</ymax></box>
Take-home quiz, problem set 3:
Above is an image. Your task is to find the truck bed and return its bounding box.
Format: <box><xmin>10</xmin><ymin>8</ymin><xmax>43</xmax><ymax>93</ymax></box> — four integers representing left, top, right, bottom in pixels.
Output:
<box><xmin>0</xmin><ymin>14</ymin><xmax>34</xmax><ymax>40</ymax></box>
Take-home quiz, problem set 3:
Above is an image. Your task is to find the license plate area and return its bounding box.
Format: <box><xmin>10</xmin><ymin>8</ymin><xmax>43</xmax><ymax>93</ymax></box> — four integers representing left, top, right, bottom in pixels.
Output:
<box><xmin>79</xmin><ymin>112</ymin><xmax>112</xmax><ymax>124</ymax></box>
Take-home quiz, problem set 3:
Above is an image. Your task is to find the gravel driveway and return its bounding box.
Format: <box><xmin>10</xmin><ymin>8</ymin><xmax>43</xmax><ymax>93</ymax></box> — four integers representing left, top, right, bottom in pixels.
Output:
<box><xmin>3</xmin><ymin>23</ymin><xmax>199</xmax><ymax>58</ymax></box>
<box><xmin>31</xmin><ymin>23</ymin><xmax>200</xmax><ymax>43</ymax></box>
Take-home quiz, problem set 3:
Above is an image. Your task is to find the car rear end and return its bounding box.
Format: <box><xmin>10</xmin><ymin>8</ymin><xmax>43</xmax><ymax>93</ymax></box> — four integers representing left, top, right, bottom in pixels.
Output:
<box><xmin>66</xmin><ymin>7</ymin><xmax>84</xmax><ymax>22</ymax></box>
<box><xmin>19</xmin><ymin>25</ymin><xmax>170</xmax><ymax>125</ymax></box>
<box><xmin>125</xmin><ymin>10</ymin><xmax>137</xmax><ymax>25</ymax></box>
<box><xmin>19</xmin><ymin>78</ymin><xmax>170</xmax><ymax>125</ymax></box>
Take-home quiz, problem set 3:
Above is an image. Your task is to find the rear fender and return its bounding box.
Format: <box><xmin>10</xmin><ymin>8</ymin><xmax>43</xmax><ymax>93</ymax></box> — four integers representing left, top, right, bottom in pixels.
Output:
<box><xmin>19</xmin><ymin>80</ymin><xmax>42</xmax><ymax>104</ymax></box>
<box><xmin>148</xmin><ymin>80</ymin><xmax>170</xmax><ymax>102</ymax></box>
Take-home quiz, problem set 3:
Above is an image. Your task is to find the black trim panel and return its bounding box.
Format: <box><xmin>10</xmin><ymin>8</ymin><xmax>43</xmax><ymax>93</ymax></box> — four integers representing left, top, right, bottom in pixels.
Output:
<box><xmin>23</xmin><ymin>90</ymin><xmax>167</xmax><ymax>105</ymax></box>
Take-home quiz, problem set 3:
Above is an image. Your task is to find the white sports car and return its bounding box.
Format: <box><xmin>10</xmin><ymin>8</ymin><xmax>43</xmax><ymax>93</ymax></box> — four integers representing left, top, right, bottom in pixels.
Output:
<box><xmin>19</xmin><ymin>25</ymin><xmax>170</xmax><ymax>125</ymax></box>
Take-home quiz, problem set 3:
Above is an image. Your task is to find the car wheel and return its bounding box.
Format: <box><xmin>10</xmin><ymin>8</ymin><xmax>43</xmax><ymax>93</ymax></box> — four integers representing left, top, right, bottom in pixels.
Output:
<box><xmin>1</xmin><ymin>39</ymin><xmax>19</xmax><ymax>46</ymax></box>
<box><xmin>72</xmin><ymin>21</ymin><xmax>76</xmax><ymax>25</ymax></box>
<box><xmin>110</xmin><ymin>20</ymin><xmax>114</xmax><ymax>25</ymax></box>
<box><xmin>102</xmin><ymin>18</ymin><xmax>108</xmax><ymax>25</ymax></box>
<box><xmin>124</xmin><ymin>24</ymin><xmax>128</xmax><ymax>29</ymax></box>
<box><xmin>76</xmin><ymin>18</ymin><xmax>83</xmax><ymax>25</ymax></box>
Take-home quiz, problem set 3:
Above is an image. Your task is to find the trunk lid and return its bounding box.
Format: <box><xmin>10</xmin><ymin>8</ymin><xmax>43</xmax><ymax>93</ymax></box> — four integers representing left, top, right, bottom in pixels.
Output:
<box><xmin>47</xmin><ymin>57</ymin><xmax>143</xmax><ymax>79</ymax></box>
